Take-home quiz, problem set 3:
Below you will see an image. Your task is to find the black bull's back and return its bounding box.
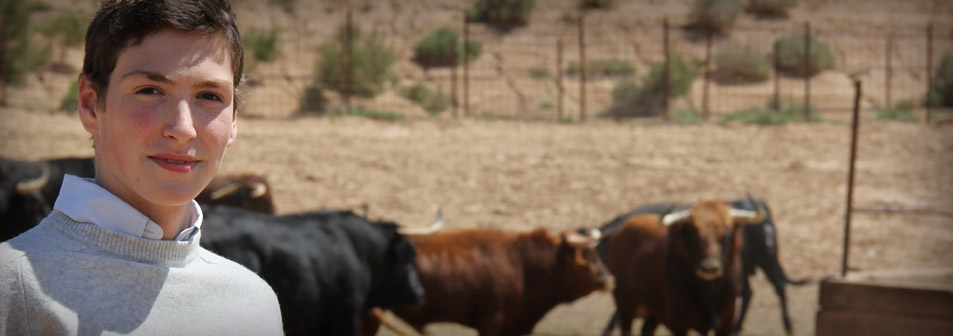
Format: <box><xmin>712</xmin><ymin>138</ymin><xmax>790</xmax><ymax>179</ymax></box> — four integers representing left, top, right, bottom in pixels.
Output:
<box><xmin>200</xmin><ymin>205</ymin><xmax>424</xmax><ymax>336</ymax></box>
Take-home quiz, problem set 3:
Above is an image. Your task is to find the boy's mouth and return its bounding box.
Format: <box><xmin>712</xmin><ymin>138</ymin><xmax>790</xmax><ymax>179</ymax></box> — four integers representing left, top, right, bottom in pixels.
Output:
<box><xmin>150</xmin><ymin>154</ymin><xmax>199</xmax><ymax>173</ymax></box>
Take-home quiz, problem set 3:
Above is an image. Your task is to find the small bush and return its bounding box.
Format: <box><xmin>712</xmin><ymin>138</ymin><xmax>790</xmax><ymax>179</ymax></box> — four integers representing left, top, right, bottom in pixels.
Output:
<box><xmin>413</xmin><ymin>28</ymin><xmax>481</xmax><ymax>68</ymax></box>
<box><xmin>577</xmin><ymin>0</ymin><xmax>614</xmax><ymax>9</ymax></box>
<box><xmin>721</xmin><ymin>101</ymin><xmax>820</xmax><ymax>125</ymax></box>
<box><xmin>925</xmin><ymin>54</ymin><xmax>953</xmax><ymax>108</ymax></box>
<box><xmin>243</xmin><ymin>27</ymin><xmax>281</xmax><ymax>74</ymax></box>
<box><xmin>467</xmin><ymin>0</ymin><xmax>535</xmax><ymax>29</ymax></box>
<box><xmin>712</xmin><ymin>44</ymin><xmax>771</xmax><ymax>83</ymax></box>
<box><xmin>687</xmin><ymin>0</ymin><xmax>744</xmax><ymax>35</ymax></box>
<box><xmin>349</xmin><ymin>107</ymin><xmax>404</xmax><ymax>122</ymax></box>
<box><xmin>299</xmin><ymin>85</ymin><xmax>328</xmax><ymax>114</ymax></box>
<box><xmin>774</xmin><ymin>32</ymin><xmax>835</xmax><ymax>78</ymax></box>
<box><xmin>605</xmin><ymin>55</ymin><xmax>698</xmax><ymax>118</ymax></box>
<box><xmin>566</xmin><ymin>59</ymin><xmax>635</xmax><ymax>78</ymax></box>
<box><xmin>529</xmin><ymin>68</ymin><xmax>552</xmax><ymax>80</ymax></box>
<box><xmin>877</xmin><ymin>100</ymin><xmax>917</xmax><ymax>122</ymax></box>
<box><xmin>399</xmin><ymin>82</ymin><xmax>453</xmax><ymax>115</ymax></box>
<box><xmin>673</xmin><ymin>107</ymin><xmax>703</xmax><ymax>124</ymax></box>
<box><xmin>314</xmin><ymin>23</ymin><xmax>396</xmax><ymax>98</ymax></box>
<box><xmin>746</xmin><ymin>0</ymin><xmax>796</xmax><ymax>17</ymax></box>
<box><xmin>59</xmin><ymin>79</ymin><xmax>78</xmax><ymax>112</ymax></box>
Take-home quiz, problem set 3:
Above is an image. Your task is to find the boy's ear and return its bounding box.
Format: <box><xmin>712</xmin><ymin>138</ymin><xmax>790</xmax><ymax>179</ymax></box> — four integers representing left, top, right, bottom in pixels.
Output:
<box><xmin>77</xmin><ymin>77</ymin><xmax>100</xmax><ymax>136</ymax></box>
<box><xmin>226</xmin><ymin>111</ymin><xmax>237</xmax><ymax>147</ymax></box>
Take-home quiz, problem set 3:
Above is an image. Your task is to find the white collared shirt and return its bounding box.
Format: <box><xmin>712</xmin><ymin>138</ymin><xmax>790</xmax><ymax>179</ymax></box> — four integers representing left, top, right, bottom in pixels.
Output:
<box><xmin>53</xmin><ymin>174</ymin><xmax>202</xmax><ymax>241</ymax></box>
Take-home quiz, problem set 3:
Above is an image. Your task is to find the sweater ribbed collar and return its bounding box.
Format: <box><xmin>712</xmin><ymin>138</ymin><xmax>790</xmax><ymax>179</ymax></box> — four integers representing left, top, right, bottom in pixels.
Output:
<box><xmin>45</xmin><ymin>211</ymin><xmax>202</xmax><ymax>267</ymax></box>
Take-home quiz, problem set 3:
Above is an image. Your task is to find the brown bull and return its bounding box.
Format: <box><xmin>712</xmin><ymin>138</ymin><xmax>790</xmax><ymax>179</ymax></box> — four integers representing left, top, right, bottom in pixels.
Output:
<box><xmin>391</xmin><ymin>228</ymin><xmax>614</xmax><ymax>336</ymax></box>
<box><xmin>196</xmin><ymin>174</ymin><xmax>275</xmax><ymax>214</ymax></box>
<box><xmin>606</xmin><ymin>200</ymin><xmax>763</xmax><ymax>336</ymax></box>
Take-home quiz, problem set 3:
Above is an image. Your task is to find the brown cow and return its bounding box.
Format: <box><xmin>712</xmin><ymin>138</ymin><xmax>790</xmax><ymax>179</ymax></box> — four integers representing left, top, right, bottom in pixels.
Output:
<box><xmin>391</xmin><ymin>228</ymin><xmax>613</xmax><ymax>336</ymax></box>
<box><xmin>606</xmin><ymin>200</ymin><xmax>763</xmax><ymax>336</ymax></box>
<box><xmin>196</xmin><ymin>174</ymin><xmax>275</xmax><ymax>214</ymax></box>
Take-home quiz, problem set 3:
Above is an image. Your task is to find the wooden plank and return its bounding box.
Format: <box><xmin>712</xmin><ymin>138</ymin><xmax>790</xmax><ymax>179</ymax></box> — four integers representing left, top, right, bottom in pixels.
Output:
<box><xmin>816</xmin><ymin>310</ymin><xmax>953</xmax><ymax>336</ymax></box>
<box><xmin>819</xmin><ymin>278</ymin><xmax>953</xmax><ymax>319</ymax></box>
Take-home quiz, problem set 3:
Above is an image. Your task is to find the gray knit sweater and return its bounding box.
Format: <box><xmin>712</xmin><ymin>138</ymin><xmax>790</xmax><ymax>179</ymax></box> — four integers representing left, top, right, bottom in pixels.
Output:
<box><xmin>0</xmin><ymin>211</ymin><xmax>284</xmax><ymax>336</ymax></box>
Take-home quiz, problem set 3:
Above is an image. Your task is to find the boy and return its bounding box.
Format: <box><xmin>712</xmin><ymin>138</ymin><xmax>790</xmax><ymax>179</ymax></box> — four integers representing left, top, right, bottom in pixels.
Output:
<box><xmin>0</xmin><ymin>1</ymin><xmax>283</xmax><ymax>334</ymax></box>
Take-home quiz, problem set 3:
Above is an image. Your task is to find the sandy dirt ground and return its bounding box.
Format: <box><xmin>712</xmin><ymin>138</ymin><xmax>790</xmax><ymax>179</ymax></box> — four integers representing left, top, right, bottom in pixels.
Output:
<box><xmin>2</xmin><ymin>107</ymin><xmax>952</xmax><ymax>335</ymax></box>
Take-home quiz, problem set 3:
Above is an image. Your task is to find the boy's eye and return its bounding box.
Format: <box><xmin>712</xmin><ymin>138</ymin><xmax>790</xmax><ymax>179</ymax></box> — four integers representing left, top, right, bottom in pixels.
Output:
<box><xmin>199</xmin><ymin>93</ymin><xmax>223</xmax><ymax>102</ymax></box>
<box><xmin>136</xmin><ymin>87</ymin><xmax>160</xmax><ymax>95</ymax></box>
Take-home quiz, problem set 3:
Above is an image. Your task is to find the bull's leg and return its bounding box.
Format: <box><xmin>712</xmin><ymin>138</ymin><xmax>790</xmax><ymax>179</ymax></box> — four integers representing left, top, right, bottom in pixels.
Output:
<box><xmin>474</xmin><ymin>313</ymin><xmax>505</xmax><ymax>336</ymax></box>
<box><xmin>732</xmin><ymin>275</ymin><xmax>753</xmax><ymax>333</ymax></box>
<box><xmin>715</xmin><ymin>300</ymin><xmax>738</xmax><ymax>336</ymax></box>
<box><xmin>639</xmin><ymin>317</ymin><xmax>659</xmax><ymax>336</ymax></box>
<box><xmin>616</xmin><ymin>303</ymin><xmax>635</xmax><ymax>336</ymax></box>
<box><xmin>600</xmin><ymin>310</ymin><xmax>619</xmax><ymax>336</ymax></box>
<box><xmin>760</xmin><ymin>258</ymin><xmax>794</xmax><ymax>335</ymax></box>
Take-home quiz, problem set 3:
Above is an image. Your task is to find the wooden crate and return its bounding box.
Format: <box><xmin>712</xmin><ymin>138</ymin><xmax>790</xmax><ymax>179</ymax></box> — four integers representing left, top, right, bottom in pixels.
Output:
<box><xmin>816</xmin><ymin>269</ymin><xmax>953</xmax><ymax>336</ymax></box>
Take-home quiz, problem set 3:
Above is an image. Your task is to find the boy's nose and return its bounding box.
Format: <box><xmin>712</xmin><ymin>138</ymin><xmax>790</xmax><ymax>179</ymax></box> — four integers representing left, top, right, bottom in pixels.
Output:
<box><xmin>163</xmin><ymin>100</ymin><xmax>197</xmax><ymax>143</ymax></box>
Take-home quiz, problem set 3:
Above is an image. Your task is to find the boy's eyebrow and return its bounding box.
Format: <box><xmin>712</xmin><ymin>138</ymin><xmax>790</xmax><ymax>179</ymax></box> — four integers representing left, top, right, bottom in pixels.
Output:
<box><xmin>121</xmin><ymin>70</ymin><xmax>232</xmax><ymax>90</ymax></box>
<box><xmin>122</xmin><ymin>70</ymin><xmax>172</xmax><ymax>84</ymax></box>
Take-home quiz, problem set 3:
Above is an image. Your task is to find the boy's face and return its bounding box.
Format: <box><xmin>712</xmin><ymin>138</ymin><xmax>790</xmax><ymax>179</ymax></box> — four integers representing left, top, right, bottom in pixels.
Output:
<box><xmin>79</xmin><ymin>28</ymin><xmax>237</xmax><ymax>213</ymax></box>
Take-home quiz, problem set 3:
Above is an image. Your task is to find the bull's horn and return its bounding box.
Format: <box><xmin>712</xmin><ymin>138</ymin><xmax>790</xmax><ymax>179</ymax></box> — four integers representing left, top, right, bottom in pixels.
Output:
<box><xmin>398</xmin><ymin>207</ymin><xmax>444</xmax><ymax>236</ymax></box>
<box><xmin>729</xmin><ymin>208</ymin><xmax>764</xmax><ymax>225</ymax></box>
<box><xmin>209</xmin><ymin>182</ymin><xmax>240</xmax><ymax>200</ymax></box>
<box><xmin>564</xmin><ymin>231</ymin><xmax>594</xmax><ymax>247</ymax></box>
<box><xmin>660</xmin><ymin>209</ymin><xmax>691</xmax><ymax>226</ymax></box>
<box><xmin>16</xmin><ymin>163</ymin><xmax>50</xmax><ymax>195</ymax></box>
<box><xmin>249</xmin><ymin>182</ymin><xmax>268</xmax><ymax>198</ymax></box>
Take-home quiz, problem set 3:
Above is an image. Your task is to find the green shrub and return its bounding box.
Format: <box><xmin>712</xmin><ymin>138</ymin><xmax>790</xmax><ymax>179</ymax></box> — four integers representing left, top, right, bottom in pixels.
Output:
<box><xmin>687</xmin><ymin>0</ymin><xmax>744</xmax><ymax>35</ymax></box>
<box><xmin>774</xmin><ymin>32</ymin><xmax>835</xmax><ymax>78</ymax></box>
<box><xmin>925</xmin><ymin>54</ymin><xmax>953</xmax><ymax>108</ymax></box>
<box><xmin>712</xmin><ymin>44</ymin><xmax>771</xmax><ymax>83</ymax></box>
<box><xmin>566</xmin><ymin>59</ymin><xmax>635</xmax><ymax>77</ymax></box>
<box><xmin>38</xmin><ymin>12</ymin><xmax>88</xmax><ymax>68</ymax></box>
<box><xmin>467</xmin><ymin>0</ymin><xmax>535</xmax><ymax>29</ymax></box>
<box><xmin>877</xmin><ymin>100</ymin><xmax>917</xmax><ymax>122</ymax></box>
<box><xmin>59</xmin><ymin>79</ymin><xmax>78</xmax><ymax>112</ymax></box>
<box><xmin>243</xmin><ymin>27</ymin><xmax>281</xmax><ymax>74</ymax></box>
<box><xmin>673</xmin><ymin>107</ymin><xmax>703</xmax><ymax>124</ymax></box>
<box><xmin>746</xmin><ymin>0</ymin><xmax>796</xmax><ymax>17</ymax></box>
<box><xmin>399</xmin><ymin>82</ymin><xmax>452</xmax><ymax>115</ymax></box>
<box><xmin>721</xmin><ymin>101</ymin><xmax>820</xmax><ymax>125</ymax></box>
<box><xmin>314</xmin><ymin>23</ymin><xmax>396</xmax><ymax>98</ymax></box>
<box><xmin>299</xmin><ymin>85</ymin><xmax>328</xmax><ymax>114</ymax></box>
<box><xmin>529</xmin><ymin>67</ymin><xmax>552</xmax><ymax>80</ymax></box>
<box><xmin>605</xmin><ymin>55</ymin><xmax>698</xmax><ymax>118</ymax></box>
<box><xmin>413</xmin><ymin>28</ymin><xmax>481</xmax><ymax>68</ymax></box>
<box><xmin>349</xmin><ymin>107</ymin><xmax>404</xmax><ymax>122</ymax></box>
<box><xmin>577</xmin><ymin>0</ymin><xmax>614</xmax><ymax>9</ymax></box>
<box><xmin>1</xmin><ymin>0</ymin><xmax>50</xmax><ymax>105</ymax></box>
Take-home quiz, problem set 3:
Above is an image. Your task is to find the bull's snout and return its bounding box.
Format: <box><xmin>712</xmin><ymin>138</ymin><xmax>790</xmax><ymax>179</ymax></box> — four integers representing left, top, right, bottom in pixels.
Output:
<box><xmin>695</xmin><ymin>258</ymin><xmax>723</xmax><ymax>280</ymax></box>
<box><xmin>598</xmin><ymin>274</ymin><xmax>616</xmax><ymax>292</ymax></box>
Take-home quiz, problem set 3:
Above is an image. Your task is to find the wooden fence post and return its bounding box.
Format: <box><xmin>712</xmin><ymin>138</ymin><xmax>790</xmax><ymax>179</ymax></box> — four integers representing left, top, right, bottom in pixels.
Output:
<box><xmin>342</xmin><ymin>11</ymin><xmax>353</xmax><ymax>114</ymax></box>
<box><xmin>663</xmin><ymin>17</ymin><xmax>670</xmax><ymax>121</ymax></box>
<box><xmin>557</xmin><ymin>38</ymin><xmax>564</xmax><ymax>121</ymax></box>
<box><xmin>926</xmin><ymin>22</ymin><xmax>934</xmax><ymax>123</ymax></box>
<box><xmin>578</xmin><ymin>14</ymin><xmax>587</xmax><ymax>122</ymax></box>
<box><xmin>885</xmin><ymin>32</ymin><xmax>893</xmax><ymax>108</ymax></box>
<box><xmin>703</xmin><ymin>32</ymin><xmax>712</xmax><ymax>119</ymax></box>
<box><xmin>804</xmin><ymin>21</ymin><xmax>811</xmax><ymax>121</ymax></box>
<box><xmin>463</xmin><ymin>11</ymin><xmax>470</xmax><ymax>117</ymax></box>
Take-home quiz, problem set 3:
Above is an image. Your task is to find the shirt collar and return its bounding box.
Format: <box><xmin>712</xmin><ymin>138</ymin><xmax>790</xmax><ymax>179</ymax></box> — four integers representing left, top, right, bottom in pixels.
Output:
<box><xmin>53</xmin><ymin>174</ymin><xmax>203</xmax><ymax>241</ymax></box>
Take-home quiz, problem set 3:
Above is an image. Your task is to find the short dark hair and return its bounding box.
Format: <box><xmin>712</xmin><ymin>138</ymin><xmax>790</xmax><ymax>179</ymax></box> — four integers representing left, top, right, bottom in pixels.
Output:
<box><xmin>82</xmin><ymin>0</ymin><xmax>244</xmax><ymax>110</ymax></box>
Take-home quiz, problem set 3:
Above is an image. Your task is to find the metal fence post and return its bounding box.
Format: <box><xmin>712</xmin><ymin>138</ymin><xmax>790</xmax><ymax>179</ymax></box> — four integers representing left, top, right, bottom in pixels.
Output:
<box><xmin>804</xmin><ymin>21</ymin><xmax>811</xmax><ymax>121</ymax></box>
<box><xmin>342</xmin><ymin>11</ymin><xmax>353</xmax><ymax>115</ymax></box>
<box><xmin>463</xmin><ymin>11</ymin><xmax>470</xmax><ymax>117</ymax></box>
<box><xmin>885</xmin><ymin>33</ymin><xmax>893</xmax><ymax>108</ymax></box>
<box><xmin>926</xmin><ymin>22</ymin><xmax>934</xmax><ymax>123</ymax></box>
<box><xmin>774</xmin><ymin>41</ymin><xmax>781</xmax><ymax>112</ymax></box>
<box><xmin>557</xmin><ymin>38</ymin><xmax>564</xmax><ymax>121</ymax></box>
<box><xmin>578</xmin><ymin>14</ymin><xmax>587</xmax><ymax>122</ymax></box>
<box><xmin>703</xmin><ymin>32</ymin><xmax>712</xmax><ymax>119</ymax></box>
<box><xmin>842</xmin><ymin>79</ymin><xmax>862</xmax><ymax>278</ymax></box>
<box><xmin>663</xmin><ymin>18</ymin><xmax>671</xmax><ymax>121</ymax></box>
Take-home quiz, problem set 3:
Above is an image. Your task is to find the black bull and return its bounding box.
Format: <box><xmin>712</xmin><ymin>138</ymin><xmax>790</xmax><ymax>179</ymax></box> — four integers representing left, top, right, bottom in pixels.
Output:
<box><xmin>592</xmin><ymin>198</ymin><xmax>809</xmax><ymax>335</ymax></box>
<box><xmin>199</xmin><ymin>205</ymin><xmax>428</xmax><ymax>336</ymax></box>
